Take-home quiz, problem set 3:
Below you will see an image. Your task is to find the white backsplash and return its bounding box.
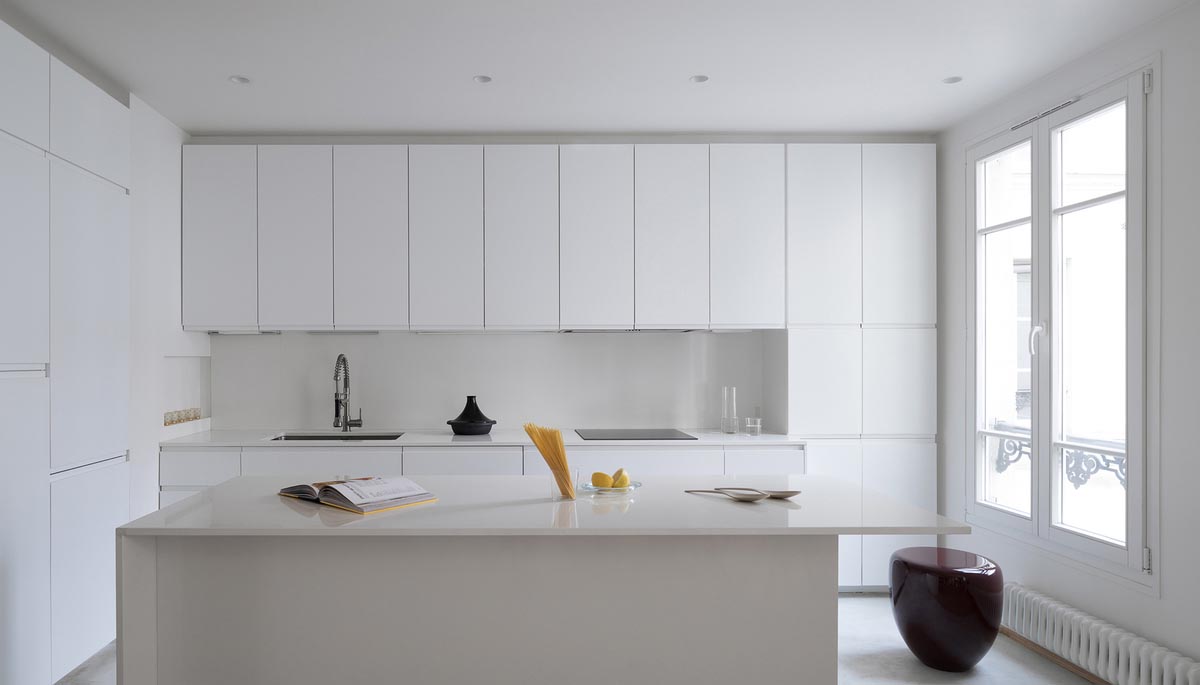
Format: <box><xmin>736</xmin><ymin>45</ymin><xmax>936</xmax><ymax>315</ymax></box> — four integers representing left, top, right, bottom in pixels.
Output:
<box><xmin>209</xmin><ymin>331</ymin><xmax>766</xmax><ymax>431</ymax></box>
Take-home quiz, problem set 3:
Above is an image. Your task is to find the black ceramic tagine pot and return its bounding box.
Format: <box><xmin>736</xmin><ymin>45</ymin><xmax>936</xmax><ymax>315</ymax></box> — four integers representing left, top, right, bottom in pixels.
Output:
<box><xmin>447</xmin><ymin>395</ymin><xmax>497</xmax><ymax>435</ymax></box>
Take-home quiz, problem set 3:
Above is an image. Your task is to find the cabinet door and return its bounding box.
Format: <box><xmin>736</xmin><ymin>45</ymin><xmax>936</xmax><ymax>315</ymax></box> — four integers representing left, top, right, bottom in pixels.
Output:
<box><xmin>159</xmin><ymin>488</ymin><xmax>203</xmax><ymax>508</ymax></box>
<box><xmin>182</xmin><ymin>145</ymin><xmax>258</xmax><ymax>331</ymax></box>
<box><xmin>402</xmin><ymin>447</ymin><xmax>524</xmax><ymax>475</ymax></box>
<box><xmin>787</xmin><ymin>144</ymin><xmax>862</xmax><ymax>325</ymax></box>
<box><xmin>0</xmin><ymin>20</ymin><xmax>49</xmax><ymax>149</ymax></box>
<box><xmin>50</xmin><ymin>160</ymin><xmax>129</xmax><ymax>472</ymax></box>
<box><xmin>159</xmin><ymin>447</ymin><xmax>242</xmax><ymax>487</ymax></box>
<box><xmin>258</xmin><ymin>145</ymin><xmax>333</xmax><ymax>330</ymax></box>
<box><xmin>49</xmin><ymin>57</ymin><xmax>129</xmax><ymax>187</ymax></box>
<box><xmin>862</xmin><ymin>144</ymin><xmax>935</xmax><ymax>325</ymax></box>
<box><xmin>860</xmin><ymin>441</ymin><xmax>936</xmax><ymax>586</ymax></box>
<box><xmin>0</xmin><ymin>374</ymin><xmax>50</xmax><ymax>685</ymax></box>
<box><xmin>723</xmin><ymin>446</ymin><xmax>805</xmax><ymax>475</ymax></box>
<box><xmin>786</xmin><ymin>328</ymin><xmax>862</xmax><ymax>436</ymax></box>
<box><xmin>409</xmin><ymin>145</ymin><xmax>484</xmax><ymax>330</ymax></box>
<box><xmin>484</xmin><ymin>145</ymin><xmax>559</xmax><ymax>330</ymax></box>
<box><xmin>559</xmin><ymin>144</ymin><xmax>634</xmax><ymax>329</ymax></box>
<box><xmin>525</xmin><ymin>447</ymin><xmax>725</xmax><ymax>476</ymax></box>
<box><xmin>0</xmin><ymin>136</ymin><xmax>48</xmax><ymax>363</ymax></box>
<box><xmin>50</xmin><ymin>457</ymin><xmax>129</xmax><ymax>682</ymax></box>
<box><xmin>240</xmin><ymin>448</ymin><xmax>403</xmax><ymax>478</ymax></box>
<box><xmin>804</xmin><ymin>440</ymin><xmax>863</xmax><ymax>587</ymax></box>
<box><xmin>634</xmin><ymin>144</ymin><xmax>709</xmax><ymax>329</ymax></box>
<box><xmin>333</xmin><ymin>145</ymin><xmax>408</xmax><ymax>330</ymax></box>
<box><xmin>710</xmin><ymin>144</ymin><xmax>785</xmax><ymax>328</ymax></box>
<box><xmin>862</xmin><ymin>328</ymin><xmax>936</xmax><ymax>436</ymax></box>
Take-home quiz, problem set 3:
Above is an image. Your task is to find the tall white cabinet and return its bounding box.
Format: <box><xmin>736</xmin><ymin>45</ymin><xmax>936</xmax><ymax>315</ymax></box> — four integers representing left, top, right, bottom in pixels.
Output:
<box><xmin>0</xmin><ymin>134</ymin><xmax>49</xmax><ymax>363</ymax></box>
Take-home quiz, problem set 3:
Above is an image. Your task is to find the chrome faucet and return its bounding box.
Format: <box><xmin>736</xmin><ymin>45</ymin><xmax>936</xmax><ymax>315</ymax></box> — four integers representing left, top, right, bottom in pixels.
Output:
<box><xmin>333</xmin><ymin>353</ymin><xmax>363</xmax><ymax>432</ymax></box>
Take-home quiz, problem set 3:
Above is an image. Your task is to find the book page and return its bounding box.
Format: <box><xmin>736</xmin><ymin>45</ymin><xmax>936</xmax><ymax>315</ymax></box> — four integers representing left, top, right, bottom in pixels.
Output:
<box><xmin>328</xmin><ymin>477</ymin><xmax>427</xmax><ymax>505</ymax></box>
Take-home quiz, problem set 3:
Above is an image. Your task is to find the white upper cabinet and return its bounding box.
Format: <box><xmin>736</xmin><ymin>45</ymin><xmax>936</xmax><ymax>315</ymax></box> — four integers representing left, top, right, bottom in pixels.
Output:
<box><xmin>257</xmin><ymin>145</ymin><xmax>334</xmax><ymax>330</ymax></box>
<box><xmin>0</xmin><ymin>20</ymin><xmax>49</xmax><ymax>150</ymax></box>
<box><xmin>787</xmin><ymin>328</ymin><xmax>863</xmax><ymax>436</ymax></box>
<box><xmin>409</xmin><ymin>145</ymin><xmax>484</xmax><ymax>330</ymax></box>
<box><xmin>559</xmin><ymin>144</ymin><xmax>634</xmax><ymax>329</ymax></box>
<box><xmin>0</xmin><ymin>136</ymin><xmax>49</xmax><ymax>363</ymax></box>
<box><xmin>634</xmin><ymin>144</ymin><xmax>709</xmax><ymax>329</ymax></box>
<box><xmin>333</xmin><ymin>145</ymin><xmax>409</xmax><ymax>330</ymax></box>
<box><xmin>49</xmin><ymin>58</ymin><xmax>129</xmax><ymax>188</ymax></box>
<box><xmin>710</xmin><ymin>144</ymin><xmax>785</xmax><ymax>328</ymax></box>
<box><xmin>787</xmin><ymin>144</ymin><xmax>862</xmax><ymax>325</ymax></box>
<box><xmin>862</xmin><ymin>144</ymin><xmax>935</xmax><ymax>325</ymax></box>
<box><xmin>182</xmin><ymin>145</ymin><xmax>258</xmax><ymax>331</ymax></box>
<box><xmin>50</xmin><ymin>160</ymin><xmax>129</xmax><ymax>472</ymax></box>
<box><xmin>862</xmin><ymin>327</ymin><xmax>937</xmax><ymax>436</ymax></box>
<box><xmin>484</xmin><ymin>145</ymin><xmax>559</xmax><ymax>330</ymax></box>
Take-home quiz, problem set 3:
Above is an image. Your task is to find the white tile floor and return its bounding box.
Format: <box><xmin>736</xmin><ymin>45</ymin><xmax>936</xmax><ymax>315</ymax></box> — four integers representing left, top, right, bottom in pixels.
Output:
<box><xmin>59</xmin><ymin>595</ymin><xmax>1090</xmax><ymax>684</ymax></box>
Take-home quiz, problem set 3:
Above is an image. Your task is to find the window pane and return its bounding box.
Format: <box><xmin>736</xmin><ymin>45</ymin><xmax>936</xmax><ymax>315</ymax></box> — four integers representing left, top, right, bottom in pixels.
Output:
<box><xmin>1060</xmin><ymin>199</ymin><xmax>1126</xmax><ymax>444</ymax></box>
<box><xmin>1057</xmin><ymin>447</ymin><xmax>1126</xmax><ymax>544</ymax></box>
<box><xmin>982</xmin><ymin>434</ymin><xmax>1032</xmax><ymax>515</ymax></box>
<box><xmin>980</xmin><ymin>141</ymin><xmax>1032</xmax><ymax>228</ymax></box>
<box><xmin>1058</xmin><ymin>101</ymin><xmax>1125</xmax><ymax>207</ymax></box>
<box><xmin>982</xmin><ymin>224</ymin><xmax>1032</xmax><ymax>432</ymax></box>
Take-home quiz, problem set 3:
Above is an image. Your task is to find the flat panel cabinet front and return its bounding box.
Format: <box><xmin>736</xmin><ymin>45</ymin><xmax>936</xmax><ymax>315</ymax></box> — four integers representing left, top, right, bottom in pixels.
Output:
<box><xmin>787</xmin><ymin>144</ymin><xmax>862</xmax><ymax>325</ymax></box>
<box><xmin>559</xmin><ymin>144</ymin><xmax>635</xmax><ymax>329</ymax></box>
<box><xmin>50</xmin><ymin>160</ymin><xmax>129</xmax><ymax>472</ymax></box>
<box><xmin>0</xmin><ymin>19</ymin><xmax>49</xmax><ymax>150</ymax></box>
<box><xmin>50</xmin><ymin>458</ymin><xmax>129</xmax><ymax>682</ymax></box>
<box><xmin>240</xmin><ymin>448</ymin><xmax>403</xmax><ymax>478</ymax></box>
<box><xmin>862</xmin><ymin>144</ymin><xmax>935</xmax><ymax>325</ymax></box>
<box><xmin>409</xmin><ymin>145</ymin><xmax>484</xmax><ymax>330</ymax></box>
<box><xmin>634</xmin><ymin>144</ymin><xmax>709</xmax><ymax>329</ymax></box>
<box><xmin>860</xmin><ymin>441</ymin><xmax>936</xmax><ymax>586</ymax></box>
<box><xmin>48</xmin><ymin>57</ymin><xmax>129</xmax><ymax>187</ymax></box>
<box><xmin>402</xmin><ymin>447</ymin><xmax>524</xmax><ymax>475</ymax></box>
<box><xmin>484</xmin><ymin>145</ymin><xmax>559</xmax><ymax>330</ymax></box>
<box><xmin>525</xmin><ymin>447</ymin><xmax>725</xmax><ymax>476</ymax></box>
<box><xmin>804</xmin><ymin>440</ymin><xmax>864</xmax><ymax>587</ymax></box>
<box><xmin>182</xmin><ymin>145</ymin><xmax>258</xmax><ymax>331</ymax></box>
<box><xmin>333</xmin><ymin>145</ymin><xmax>409</xmax><ymax>330</ymax></box>
<box><xmin>862</xmin><ymin>328</ymin><xmax>937</xmax><ymax>436</ymax></box>
<box><xmin>258</xmin><ymin>145</ymin><xmax>334</xmax><ymax>330</ymax></box>
<box><xmin>709</xmin><ymin>144</ymin><xmax>785</xmax><ymax>328</ymax></box>
<box><xmin>723</xmin><ymin>446</ymin><xmax>805</xmax><ymax>474</ymax></box>
<box><xmin>0</xmin><ymin>136</ymin><xmax>49</xmax><ymax>363</ymax></box>
<box><xmin>787</xmin><ymin>328</ymin><xmax>863</xmax><ymax>436</ymax></box>
<box><xmin>159</xmin><ymin>447</ymin><xmax>242</xmax><ymax>487</ymax></box>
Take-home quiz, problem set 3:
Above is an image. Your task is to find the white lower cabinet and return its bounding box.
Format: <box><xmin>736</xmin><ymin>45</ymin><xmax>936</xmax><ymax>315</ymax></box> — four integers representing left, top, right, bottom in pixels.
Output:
<box><xmin>804</xmin><ymin>440</ymin><xmax>864</xmax><ymax>588</ymax></box>
<box><xmin>859</xmin><ymin>440</ymin><xmax>936</xmax><ymax>587</ymax></box>
<box><xmin>50</xmin><ymin>457</ymin><xmax>129</xmax><ymax>682</ymax></box>
<box><xmin>159</xmin><ymin>488</ymin><xmax>204</xmax><ymax>508</ymax></box>
<box><xmin>723</xmin><ymin>446</ymin><xmax>805</xmax><ymax>474</ymax></box>
<box><xmin>525</xmin><ymin>447</ymin><xmax>725</xmax><ymax>476</ymax></box>
<box><xmin>240</xmin><ymin>448</ymin><xmax>403</xmax><ymax>478</ymax></box>
<box><xmin>402</xmin><ymin>447</ymin><xmax>524</xmax><ymax>475</ymax></box>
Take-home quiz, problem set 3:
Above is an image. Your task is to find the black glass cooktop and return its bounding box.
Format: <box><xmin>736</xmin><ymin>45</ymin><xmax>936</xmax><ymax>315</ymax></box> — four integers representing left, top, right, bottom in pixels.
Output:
<box><xmin>575</xmin><ymin>429</ymin><xmax>697</xmax><ymax>441</ymax></box>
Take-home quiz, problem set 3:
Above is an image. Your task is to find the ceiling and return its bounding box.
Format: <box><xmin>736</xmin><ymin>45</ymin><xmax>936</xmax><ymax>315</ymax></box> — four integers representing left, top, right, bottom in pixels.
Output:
<box><xmin>1</xmin><ymin>0</ymin><xmax>1191</xmax><ymax>135</ymax></box>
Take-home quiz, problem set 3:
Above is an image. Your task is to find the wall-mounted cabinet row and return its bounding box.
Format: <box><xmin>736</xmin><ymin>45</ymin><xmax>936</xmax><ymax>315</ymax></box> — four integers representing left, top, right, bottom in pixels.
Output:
<box><xmin>182</xmin><ymin>142</ymin><xmax>934</xmax><ymax>332</ymax></box>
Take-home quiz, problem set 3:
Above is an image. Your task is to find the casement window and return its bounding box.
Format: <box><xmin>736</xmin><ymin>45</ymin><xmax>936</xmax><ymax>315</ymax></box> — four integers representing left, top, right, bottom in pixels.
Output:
<box><xmin>966</xmin><ymin>65</ymin><xmax>1155</xmax><ymax>583</ymax></box>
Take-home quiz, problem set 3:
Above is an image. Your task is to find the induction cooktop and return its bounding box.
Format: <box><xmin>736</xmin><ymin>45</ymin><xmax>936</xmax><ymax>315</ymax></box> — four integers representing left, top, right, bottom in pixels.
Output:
<box><xmin>574</xmin><ymin>429</ymin><xmax>697</xmax><ymax>441</ymax></box>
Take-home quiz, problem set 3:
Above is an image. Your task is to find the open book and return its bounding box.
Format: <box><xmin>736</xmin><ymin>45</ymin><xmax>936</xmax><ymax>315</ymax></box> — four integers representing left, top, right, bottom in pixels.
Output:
<box><xmin>279</xmin><ymin>476</ymin><xmax>436</xmax><ymax>515</ymax></box>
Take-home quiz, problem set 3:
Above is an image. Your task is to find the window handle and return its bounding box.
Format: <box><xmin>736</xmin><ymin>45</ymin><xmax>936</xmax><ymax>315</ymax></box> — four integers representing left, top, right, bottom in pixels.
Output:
<box><xmin>1028</xmin><ymin>324</ymin><xmax>1045</xmax><ymax>356</ymax></box>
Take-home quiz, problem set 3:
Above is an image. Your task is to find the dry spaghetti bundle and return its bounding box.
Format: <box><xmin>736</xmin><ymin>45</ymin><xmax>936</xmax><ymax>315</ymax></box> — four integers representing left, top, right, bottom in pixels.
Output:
<box><xmin>523</xmin><ymin>423</ymin><xmax>575</xmax><ymax>499</ymax></box>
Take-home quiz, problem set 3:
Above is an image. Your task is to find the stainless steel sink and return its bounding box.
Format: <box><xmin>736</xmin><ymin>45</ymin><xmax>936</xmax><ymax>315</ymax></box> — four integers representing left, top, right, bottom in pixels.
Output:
<box><xmin>270</xmin><ymin>432</ymin><xmax>404</xmax><ymax>442</ymax></box>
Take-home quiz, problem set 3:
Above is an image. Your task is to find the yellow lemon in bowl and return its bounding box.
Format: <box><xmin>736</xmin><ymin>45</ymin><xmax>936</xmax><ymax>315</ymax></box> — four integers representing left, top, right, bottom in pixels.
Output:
<box><xmin>611</xmin><ymin>468</ymin><xmax>631</xmax><ymax>489</ymax></box>
<box><xmin>591</xmin><ymin>472</ymin><xmax>614</xmax><ymax>488</ymax></box>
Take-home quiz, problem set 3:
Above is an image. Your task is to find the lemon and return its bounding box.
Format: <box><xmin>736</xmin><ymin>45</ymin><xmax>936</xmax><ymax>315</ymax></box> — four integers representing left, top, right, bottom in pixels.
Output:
<box><xmin>591</xmin><ymin>472</ymin><xmax>614</xmax><ymax>488</ymax></box>
<box><xmin>611</xmin><ymin>468</ymin><xmax>630</xmax><ymax>488</ymax></box>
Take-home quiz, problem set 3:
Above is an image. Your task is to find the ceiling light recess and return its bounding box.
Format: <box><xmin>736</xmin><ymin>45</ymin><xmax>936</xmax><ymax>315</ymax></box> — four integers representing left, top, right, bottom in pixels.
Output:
<box><xmin>228</xmin><ymin>75</ymin><xmax>251</xmax><ymax>85</ymax></box>
<box><xmin>689</xmin><ymin>74</ymin><xmax>709</xmax><ymax>83</ymax></box>
<box><xmin>942</xmin><ymin>76</ymin><xmax>963</xmax><ymax>84</ymax></box>
<box><xmin>473</xmin><ymin>74</ymin><xmax>493</xmax><ymax>84</ymax></box>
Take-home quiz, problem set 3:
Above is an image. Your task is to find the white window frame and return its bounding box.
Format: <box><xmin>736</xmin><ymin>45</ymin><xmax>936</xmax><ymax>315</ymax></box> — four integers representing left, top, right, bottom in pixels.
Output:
<box><xmin>964</xmin><ymin>58</ymin><xmax>1161</xmax><ymax>590</ymax></box>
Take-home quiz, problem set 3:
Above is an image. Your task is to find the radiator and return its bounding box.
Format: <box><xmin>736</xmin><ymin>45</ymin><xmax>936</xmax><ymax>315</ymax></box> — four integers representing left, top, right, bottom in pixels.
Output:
<box><xmin>1002</xmin><ymin>583</ymin><xmax>1200</xmax><ymax>685</ymax></box>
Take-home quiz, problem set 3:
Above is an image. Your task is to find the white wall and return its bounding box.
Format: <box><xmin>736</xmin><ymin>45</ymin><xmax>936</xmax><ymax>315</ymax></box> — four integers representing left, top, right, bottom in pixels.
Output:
<box><xmin>210</xmin><ymin>331</ymin><xmax>764</xmax><ymax>431</ymax></box>
<box><xmin>129</xmin><ymin>95</ymin><xmax>210</xmax><ymax>517</ymax></box>
<box><xmin>938</xmin><ymin>3</ymin><xmax>1200</xmax><ymax>658</ymax></box>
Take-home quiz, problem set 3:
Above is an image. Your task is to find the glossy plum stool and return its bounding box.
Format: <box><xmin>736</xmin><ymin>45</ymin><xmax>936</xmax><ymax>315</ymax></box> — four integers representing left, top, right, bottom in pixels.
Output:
<box><xmin>889</xmin><ymin>547</ymin><xmax>1004</xmax><ymax>672</ymax></box>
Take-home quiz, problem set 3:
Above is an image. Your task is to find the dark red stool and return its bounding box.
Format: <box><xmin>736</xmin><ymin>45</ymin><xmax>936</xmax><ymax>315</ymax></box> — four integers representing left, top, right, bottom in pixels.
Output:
<box><xmin>888</xmin><ymin>547</ymin><xmax>1003</xmax><ymax>672</ymax></box>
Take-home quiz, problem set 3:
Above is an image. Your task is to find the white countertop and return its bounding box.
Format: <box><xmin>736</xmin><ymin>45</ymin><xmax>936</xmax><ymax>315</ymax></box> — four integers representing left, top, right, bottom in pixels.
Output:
<box><xmin>119</xmin><ymin>474</ymin><xmax>968</xmax><ymax>537</ymax></box>
<box><xmin>160</xmin><ymin>428</ymin><xmax>809</xmax><ymax>449</ymax></box>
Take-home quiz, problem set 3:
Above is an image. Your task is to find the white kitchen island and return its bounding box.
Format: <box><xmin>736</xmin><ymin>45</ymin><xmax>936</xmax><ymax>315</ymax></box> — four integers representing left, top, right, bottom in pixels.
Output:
<box><xmin>117</xmin><ymin>474</ymin><xmax>966</xmax><ymax>685</ymax></box>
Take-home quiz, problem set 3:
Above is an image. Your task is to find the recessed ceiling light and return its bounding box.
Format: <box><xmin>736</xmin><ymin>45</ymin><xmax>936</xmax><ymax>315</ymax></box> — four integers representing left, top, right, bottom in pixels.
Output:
<box><xmin>690</xmin><ymin>74</ymin><xmax>710</xmax><ymax>83</ymax></box>
<box><xmin>473</xmin><ymin>75</ymin><xmax>493</xmax><ymax>84</ymax></box>
<box><xmin>228</xmin><ymin>75</ymin><xmax>251</xmax><ymax>85</ymax></box>
<box><xmin>942</xmin><ymin>76</ymin><xmax>963</xmax><ymax>85</ymax></box>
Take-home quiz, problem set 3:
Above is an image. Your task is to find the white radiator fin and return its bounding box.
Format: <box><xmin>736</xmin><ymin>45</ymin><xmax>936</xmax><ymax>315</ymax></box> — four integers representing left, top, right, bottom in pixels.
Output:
<box><xmin>1002</xmin><ymin>583</ymin><xmax>1200</xmax><ymax>685</ymax></box>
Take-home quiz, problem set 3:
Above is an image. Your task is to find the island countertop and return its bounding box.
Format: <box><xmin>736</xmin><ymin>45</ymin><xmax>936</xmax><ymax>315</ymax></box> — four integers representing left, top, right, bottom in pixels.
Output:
<box><xmin>119</xmin><ymin>474</ymin><xmax>968</xmax><ymax>537</ymax></box>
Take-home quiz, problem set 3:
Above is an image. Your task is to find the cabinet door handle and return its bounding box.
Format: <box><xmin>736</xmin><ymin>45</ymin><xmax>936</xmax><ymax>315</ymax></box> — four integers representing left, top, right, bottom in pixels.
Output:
<box><xmin>1028</xmin><ymin>324</ymin><xmax>1045</xmax><ymax>357</ymax></box>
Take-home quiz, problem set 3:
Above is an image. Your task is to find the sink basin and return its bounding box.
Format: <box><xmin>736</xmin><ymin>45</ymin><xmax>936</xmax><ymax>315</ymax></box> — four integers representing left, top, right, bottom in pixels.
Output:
<box><xmin>270</xmin><ymin>432</ymin><xmax>404</xmax><ymax>442</ymax></box>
